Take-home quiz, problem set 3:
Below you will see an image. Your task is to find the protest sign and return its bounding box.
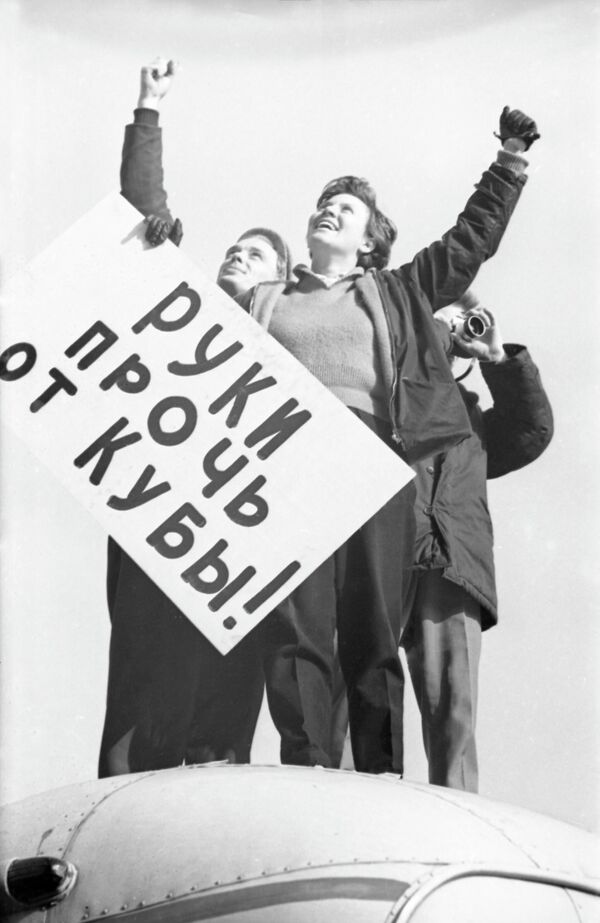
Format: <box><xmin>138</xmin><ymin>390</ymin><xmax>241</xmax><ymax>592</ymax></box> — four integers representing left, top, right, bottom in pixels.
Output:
<box><xmin>0</xmin><ymin>194</ymin><xmax>414</xmax><ymax>654</ymax></box>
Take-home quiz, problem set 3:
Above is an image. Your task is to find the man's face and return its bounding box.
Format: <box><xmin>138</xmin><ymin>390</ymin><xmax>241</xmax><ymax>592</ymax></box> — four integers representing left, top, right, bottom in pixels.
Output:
<box><xmin>306</xmin><ymin>193</ymin><xmax>373</xmax><ymax>263</ymax></box>
<box><xmin>217</xmin><ymin>234</ymin><xmax>280</xmax><ymax>297</ymax></box>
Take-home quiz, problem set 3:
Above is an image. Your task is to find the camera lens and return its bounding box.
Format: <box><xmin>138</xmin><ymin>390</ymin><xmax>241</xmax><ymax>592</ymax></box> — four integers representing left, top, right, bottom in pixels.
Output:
<box><xmin>464</xmin><ymin>314</ymin><xmax>486</xmax><ymax>338</ymax></box>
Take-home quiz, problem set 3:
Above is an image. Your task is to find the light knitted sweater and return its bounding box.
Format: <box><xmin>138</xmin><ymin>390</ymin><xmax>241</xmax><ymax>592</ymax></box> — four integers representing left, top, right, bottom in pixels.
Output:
<box><xmin>266</xmin><ymin>266</ymin><xmax>394</xmax><ymax>420</ymax></box>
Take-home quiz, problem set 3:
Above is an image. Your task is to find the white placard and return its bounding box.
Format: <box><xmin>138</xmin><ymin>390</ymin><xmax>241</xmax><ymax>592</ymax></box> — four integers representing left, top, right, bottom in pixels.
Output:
<box><xmin>0</xmin><ymin>194</ymin><xmax>414</xmax><ymax>653</ymax></box>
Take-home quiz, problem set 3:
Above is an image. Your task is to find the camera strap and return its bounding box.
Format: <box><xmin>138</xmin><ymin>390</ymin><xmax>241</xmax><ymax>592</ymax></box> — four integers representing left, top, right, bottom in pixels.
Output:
<box><xmin>454</xmin><ymin>358</ymin><xmax>476</xmax><ymax>383</ymax></box>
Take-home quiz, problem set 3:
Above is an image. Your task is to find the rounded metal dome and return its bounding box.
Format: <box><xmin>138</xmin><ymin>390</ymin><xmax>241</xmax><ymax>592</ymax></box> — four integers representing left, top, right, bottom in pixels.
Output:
<box><xmin>1</xmin><ymin>765</ymin><xmax>598</xmax><ymax>922</ymax></box>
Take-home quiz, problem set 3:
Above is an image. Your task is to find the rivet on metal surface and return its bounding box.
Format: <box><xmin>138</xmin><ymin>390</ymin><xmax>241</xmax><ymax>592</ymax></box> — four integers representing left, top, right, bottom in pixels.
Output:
<box><xmin>138</xmin><ymin>901</ymin><xmax>146</xmax><ymax>908</ymax></box>
<box><xmin>166</xmin><ymin>892</ymin><xmax>173</xmax><ymax>899</ymax></box>
<box><xmin>101</xmin><ymin>909</ymin><xmax>108</xmax><ymax>915</ymax></box>
<box><xmin>213</xmin><ymin>881</ymin><xmax>220</xmax><ymax>886</ymax></box>
<box><xmin>190</xmin><ymin>886</ymin><xmax>196</xmax><ymax>892</ymax></box>
<box><xmin>121</xmin><ymin>905</ymin><xmax>128</xmax><ymax>911</ymax></box>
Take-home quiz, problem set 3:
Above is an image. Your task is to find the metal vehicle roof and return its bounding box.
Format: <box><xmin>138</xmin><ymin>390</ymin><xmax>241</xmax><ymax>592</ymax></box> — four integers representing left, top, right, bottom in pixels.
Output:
<box><xmin>1</xmin><ymin>765</ymin><xmax>598</xmax><ymax>922</ymax></box>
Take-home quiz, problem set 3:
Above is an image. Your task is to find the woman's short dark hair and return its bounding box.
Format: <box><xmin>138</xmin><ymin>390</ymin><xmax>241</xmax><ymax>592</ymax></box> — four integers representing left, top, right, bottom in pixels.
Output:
<box><xmin>316</xmin><ymin>176</ymin><xmax>397</xmax><ymax>270</ymax></box>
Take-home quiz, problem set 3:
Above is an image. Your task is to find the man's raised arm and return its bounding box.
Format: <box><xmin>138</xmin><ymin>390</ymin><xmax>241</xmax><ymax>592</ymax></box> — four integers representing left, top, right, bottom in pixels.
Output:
<box><xmin>120</xmin><ymin>58</ymin><xmax>182</xmax><ymax>245</ymax></box>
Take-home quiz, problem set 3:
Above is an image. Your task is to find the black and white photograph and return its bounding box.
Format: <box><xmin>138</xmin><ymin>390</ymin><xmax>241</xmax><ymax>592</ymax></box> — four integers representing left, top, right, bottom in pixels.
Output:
<box><xmin>1</xmin><ymin>0</ymin><xmax>599</xmax><ymax>919</ymax></box>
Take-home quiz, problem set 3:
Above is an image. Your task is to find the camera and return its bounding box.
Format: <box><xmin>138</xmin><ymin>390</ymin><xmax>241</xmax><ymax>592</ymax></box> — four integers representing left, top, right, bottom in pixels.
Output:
<box><xmin>454</xmin><ymin>312</ymin><xmax>488</xmax><ymax>339</ymax></box>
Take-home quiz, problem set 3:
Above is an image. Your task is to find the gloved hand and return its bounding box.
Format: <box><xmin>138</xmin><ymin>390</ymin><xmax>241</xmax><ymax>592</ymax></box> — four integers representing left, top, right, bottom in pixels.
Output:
<box><xmin>494</xmin><ymin>106</ymin><xmax>540</xmax><ymax>151</ymax></box>
<box><xmin>168</xmin><ymin>218</ymin><xmax>183</xmax><ymax>246</ymax></box>
<box><xmin>145</xmin><ymin>215</ymin><xmax>183</xmax><ymax>247</ymax></box>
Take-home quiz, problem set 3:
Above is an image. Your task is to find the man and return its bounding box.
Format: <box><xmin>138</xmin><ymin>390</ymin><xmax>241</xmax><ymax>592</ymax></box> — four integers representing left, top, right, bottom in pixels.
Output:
<box><xmin>400</xmin><ymin>294</ymin><xmax>553</xmax><ymax>792</ymax></box>
<box><xmin>99</xmin><ymin>60</ymin><xmax>292</xmax><ymax>776</ymax></box>
<box><xmin>236</xmin><ymin>106</ymin><xmax>540</xmax><ymax>774</ymax></box>
<box><xmin>331</xmin><ymin>295</ymin><xmax>554</xmax><ymax>783</ymax></box>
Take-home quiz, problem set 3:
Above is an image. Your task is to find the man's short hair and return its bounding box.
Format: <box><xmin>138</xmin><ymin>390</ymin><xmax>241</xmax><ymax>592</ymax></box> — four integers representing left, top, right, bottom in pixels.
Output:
<box><xmin>316</xmin><ymin>176</ymin><xmax>397</xmax><ymax>271</ymax></box>
<box><xmin>238</xmin><ymin>227</ymin><xmax>293</xmax><ymax>280</ymax></box>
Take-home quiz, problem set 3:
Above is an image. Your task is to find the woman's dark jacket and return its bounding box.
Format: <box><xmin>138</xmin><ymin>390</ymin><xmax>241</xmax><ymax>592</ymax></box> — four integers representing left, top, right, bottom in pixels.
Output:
<box><xmin>244</xmin><ymin>158</ymin><xmax>528</xmax><ymax>464</ymax></box>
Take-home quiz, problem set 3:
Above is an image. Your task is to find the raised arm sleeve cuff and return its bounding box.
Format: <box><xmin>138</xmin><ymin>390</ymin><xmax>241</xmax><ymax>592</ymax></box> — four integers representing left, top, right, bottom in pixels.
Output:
<box><xmin>133</xmin><ymin>108</ymin><xmax>160</xmax><ymax>127</ymax></box>
<box><xmin>496</xmin><ymin>148</ymin><xmax>528</xmax><ymax>175</ymax></box>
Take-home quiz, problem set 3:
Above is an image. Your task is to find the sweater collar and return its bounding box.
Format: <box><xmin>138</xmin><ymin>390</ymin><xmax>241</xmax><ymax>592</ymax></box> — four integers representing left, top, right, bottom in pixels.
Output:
<box><xmin>293</xmin><ymin>264</ymin><xmax>365</xmax><ymax>289</ymax></box>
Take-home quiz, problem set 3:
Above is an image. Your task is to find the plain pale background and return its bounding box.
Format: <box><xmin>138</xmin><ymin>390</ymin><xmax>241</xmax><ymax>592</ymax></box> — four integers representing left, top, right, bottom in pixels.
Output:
<box><xmin>1</xmin><ymin>0</ymin><xmax>598</xmax><ymax>834</ymax></box>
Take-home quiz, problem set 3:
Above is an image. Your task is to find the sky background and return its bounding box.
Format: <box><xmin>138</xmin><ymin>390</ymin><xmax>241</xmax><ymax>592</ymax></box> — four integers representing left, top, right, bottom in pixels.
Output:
<box><xmin>1</xmin><ymin>0</ymin><xmax>599</xmax><ymax>834</ymax></box>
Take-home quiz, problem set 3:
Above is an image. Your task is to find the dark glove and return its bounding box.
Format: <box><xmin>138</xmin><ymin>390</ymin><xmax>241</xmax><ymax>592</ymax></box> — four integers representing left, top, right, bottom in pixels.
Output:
<box><xmin>494</xmin><ymin>106</ymin><xmax>540</xmax><ymax>151</ymax></box>
<box><xmin>145</xmin><ymin>215</ymin><xmax>184</xmax><ymax>247</ymax></box>
<box><xmin>168</xmin><ymin>218</ymin><xmax>183</xmax><ymax>246</ymax></box>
